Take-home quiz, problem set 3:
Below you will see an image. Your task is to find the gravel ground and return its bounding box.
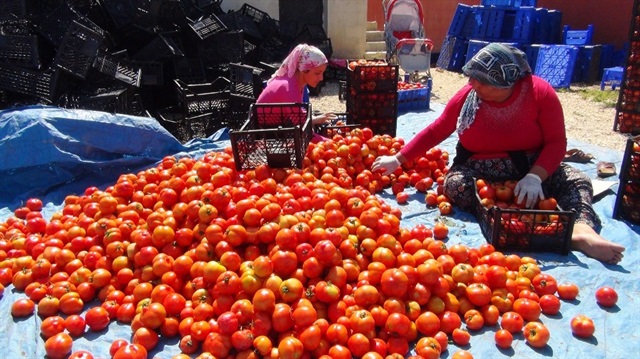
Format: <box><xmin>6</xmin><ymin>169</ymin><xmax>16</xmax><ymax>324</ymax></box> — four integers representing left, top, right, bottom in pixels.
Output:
<box><xmin>311</xmin><ymin>68</ymin><xmax>629</xmax><ymax>152</ymax></box>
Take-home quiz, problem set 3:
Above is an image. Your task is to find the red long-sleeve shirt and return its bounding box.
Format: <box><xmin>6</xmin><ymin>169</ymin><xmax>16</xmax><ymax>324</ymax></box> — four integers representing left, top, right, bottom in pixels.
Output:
<box><xmin>400</xmin><ymin>75</ymin><xmax>567</xmax><ymax>175</ymax></box>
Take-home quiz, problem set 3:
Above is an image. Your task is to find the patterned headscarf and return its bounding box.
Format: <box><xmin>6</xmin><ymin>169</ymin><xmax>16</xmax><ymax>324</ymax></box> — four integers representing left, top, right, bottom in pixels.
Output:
<box><xmin>269</xmin><ymin>44</ymin><xmax>327</xmax><ymax>83</ymax></box>
<box><xmin>457</xmin><ymin>43</ymin><xmax>531</xmax><ymax>134</ymax></box>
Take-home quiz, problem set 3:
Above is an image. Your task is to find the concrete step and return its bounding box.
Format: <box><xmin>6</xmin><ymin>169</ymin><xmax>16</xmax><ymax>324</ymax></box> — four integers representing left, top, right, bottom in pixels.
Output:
<box><xmin>366</xmin><ymin>41</ymin><xmax>387</xmax><ymax>52</ymax></box>
<box><xmin>364</xmin><ymin>51</ymin><xmax>387</xmax><ymax>60</ymax></box>
<box><xmin>366</xmin><ymin>30</ymin><xmax>385</xmax><ymax>42</ymax></box>
<box><xmin>367</xmin><ymin>21</ymin><xmax>378</xmax><ymax>31</ymax></box>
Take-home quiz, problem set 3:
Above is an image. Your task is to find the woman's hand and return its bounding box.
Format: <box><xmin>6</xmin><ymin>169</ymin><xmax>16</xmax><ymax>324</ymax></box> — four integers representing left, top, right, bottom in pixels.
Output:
<box><xmin>372</xmin><ymin>155</ymin><xmax>401</xmax><ymax>176</ymax></box>
<box><xmin>514</xmin><ymin>173</ymin><xmax>544</xmax><ymax>208</ymax></box>
<box><xmin>312</xmin><ymin>112</ymin><xmax>337</xmax><ymax>125</ymax></box>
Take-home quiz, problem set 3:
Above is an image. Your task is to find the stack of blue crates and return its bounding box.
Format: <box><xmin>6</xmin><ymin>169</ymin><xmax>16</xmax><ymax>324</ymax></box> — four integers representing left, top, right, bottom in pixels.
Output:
<box><xmin>437</xmin><ymin>0</ymin><xmax>618</xmax><ymax>87</ymax></box>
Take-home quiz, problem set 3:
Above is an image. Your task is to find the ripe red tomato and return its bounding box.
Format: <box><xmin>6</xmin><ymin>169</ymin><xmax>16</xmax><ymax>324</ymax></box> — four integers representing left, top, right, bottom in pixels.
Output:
<box><xmin>452</xmin><ymin>328</ymin><xmax>471</xmax><ymax>346</ymax></box>
<box><xmin>531</xmin><ymin>273</ymin><xmax>558</xmax><ymax>296</ymax></box>
<box><xmin>538</xmin><ymin>294</ymin><xmax>561</xmax><ymax>315</ymax></box>
<box><xmin>512</xmin><ymin>297</ymin><xmax>541</xmax><ymax>322</ymax></box>
<box><xmin>11</xmin><ymin>298</ymin><xmax>35</xmax><ymax>317</ymax></box>
<box><xmin>523</xmin><ymin>321</ymin><xmax>550</xmax><ymax>348</ymax></box>
<box><xmin>85</xmin><ymin>306</ymin><xmax>110</xmax><ymax>331</ymax></box>
<box><xmin>494</xmin><ymin>328</ymin><xmax>513</xmax><ymax>348</ymax></box>
<box><xmin>557</xmin><ymin>282</ymin><xmax>580</xmax><ymax>300</ymax></box>
<box><xmin>571</xmin><ymin>314</ymin><xmax>596</xmax><ymax>338</ymax></box>
<box><xmin>595</xmin><ymin>286</ymin><xmax>618</xmax><ymax>307</ymax></box>
<box><xmin>44</xmin><ymin>332</ymin><xmax>73</xmax><ymax>359</ymax></box>
<box><xmin>68</xmin><ymin>351</ymin><xmax>95</xmax><ymax>359</ymax></box>
<box><xmin>41</xmin><ymin>315</ymin><xmax>66</xmax><ymax>339</ymax></box>
<box><xmin>500</xmin><ymin>311</ymin><xmax>524</xmax><ymax>333</ymax></box>
<box><xmin>465</xmin><ymin>283</ymin><xmax>492</xmax><ymax>307</ymax></box>
<box><xmin>113</xmin><ymin>343</ymin><xmax>148</xmax><ymax>359</ymax></box>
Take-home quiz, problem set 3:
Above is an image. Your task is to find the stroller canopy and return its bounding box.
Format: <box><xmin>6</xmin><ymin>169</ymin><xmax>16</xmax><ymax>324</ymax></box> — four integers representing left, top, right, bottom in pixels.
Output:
<box><xmin>383</xmin><ymin>0</ymin><xmax>424</xmax><ymax>33</ymax></box>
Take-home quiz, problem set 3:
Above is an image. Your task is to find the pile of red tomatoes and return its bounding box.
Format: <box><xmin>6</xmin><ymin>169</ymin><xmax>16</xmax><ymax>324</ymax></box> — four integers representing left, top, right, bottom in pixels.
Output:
<box><xmin>0</xmin><ymin>128</ymin><xmax>616</xmax><ymax>359</ymax></box>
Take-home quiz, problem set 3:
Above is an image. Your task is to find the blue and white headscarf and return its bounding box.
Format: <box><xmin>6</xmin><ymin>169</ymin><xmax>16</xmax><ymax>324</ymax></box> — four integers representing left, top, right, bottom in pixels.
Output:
<box><xmin>457</xmin><ymin>43</ymin><xmax>531</xmax><ymax>134</ymax></box>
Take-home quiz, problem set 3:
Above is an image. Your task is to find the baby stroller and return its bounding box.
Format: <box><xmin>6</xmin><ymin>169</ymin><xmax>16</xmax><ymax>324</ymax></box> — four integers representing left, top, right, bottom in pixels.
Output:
<box><xmin>383</xmin><ymin>0</ymin><xmax>425</xmax><ymax>62</ymax></box>
<box><xmin>395</xmin><ymin>38</ymin><xmax>433</xmax><ymax>83</ymax></box>
<box><xmin>383</xmin><ymin>0</ymin><xmax>432</xmax><ymax>82</ymax></box>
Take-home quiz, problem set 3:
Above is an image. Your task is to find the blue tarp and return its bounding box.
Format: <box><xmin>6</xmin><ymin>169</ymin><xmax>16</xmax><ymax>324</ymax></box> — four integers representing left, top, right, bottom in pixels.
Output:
<box><xmin>0</xmin><ymin>104</ymin><xmax>638</xmax><ymax>358</ymax></box>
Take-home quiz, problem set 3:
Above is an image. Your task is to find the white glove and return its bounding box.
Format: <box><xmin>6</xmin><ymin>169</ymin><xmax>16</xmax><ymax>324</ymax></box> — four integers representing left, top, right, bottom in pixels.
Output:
<box><xmin>372</xmin><ymin>155</ymin><xmax>401</xmax><ymax>176</ymax></box>
<box><xmin>514</xmin><ymin>173</ymin><xmax>544</xmax><ymax>208</ymax></box>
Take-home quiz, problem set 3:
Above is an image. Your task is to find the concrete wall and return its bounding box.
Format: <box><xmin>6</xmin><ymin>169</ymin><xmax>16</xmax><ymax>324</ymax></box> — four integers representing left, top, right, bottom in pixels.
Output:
<box><xmin>219</xmin><ymin>0</ymin><xmax>367</xmax><ymax>59</ymax></box>
<box><xmin>220</xmin><ymin>0</ymin><xmax>280</xmax><ymax>19</ymax></box>
<box><xmin>326</xmin><ymin>0</ymin><xmax>368</xmax><ymax>58</ymax></box>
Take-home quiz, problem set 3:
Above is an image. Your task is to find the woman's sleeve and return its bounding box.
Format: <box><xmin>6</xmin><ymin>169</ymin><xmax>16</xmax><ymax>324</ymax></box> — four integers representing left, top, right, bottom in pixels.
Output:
<box><xmin>532</xmin><ymin>78</ymin><xmax>567</xmax><ymax>175</ymax></box>
<box><xmin>399</xmin><ymin>86</ymin><xmax>471</xmax><ymax>162</ymax></box>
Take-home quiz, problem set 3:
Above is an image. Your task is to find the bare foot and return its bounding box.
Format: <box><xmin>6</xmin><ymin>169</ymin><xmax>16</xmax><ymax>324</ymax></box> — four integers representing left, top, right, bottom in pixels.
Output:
<box><xmin>571</xmin><ymin>223</ymin><xmax>626</xmax><ymax>264</ymax></box>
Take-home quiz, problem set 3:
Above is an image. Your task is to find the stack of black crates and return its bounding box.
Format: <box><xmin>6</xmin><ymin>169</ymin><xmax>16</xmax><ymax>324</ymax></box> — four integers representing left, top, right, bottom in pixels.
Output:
<box><xmin>345</xmin><ymin>61</ymin><xmax>399</xmax><ymax>137</ymax></box>
<box><xmin>614</xmin><ymin>0</ymin><xmax>640</xmax><ymax>135</ymax></box>
<box><xmin>0</xmin><ymin>0</ymin><xmax>333</xmax><ymax>143</ymax></box>
<box><xmin>613</xmin><ymin>135</ymin><xmax>640</xmax><ymax>225</ymax></box>
<box><xmin>436</xmin><ymin>0</ymin><xmax>621</xmax><ymax>88</ymax></box>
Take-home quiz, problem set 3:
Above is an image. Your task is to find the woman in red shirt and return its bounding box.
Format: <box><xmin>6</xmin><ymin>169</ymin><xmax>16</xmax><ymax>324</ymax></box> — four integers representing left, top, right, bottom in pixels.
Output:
<box><xmin>372</xmin><ymin>43</ymin><xmax>625</xmax><ymax>264</ymax></box>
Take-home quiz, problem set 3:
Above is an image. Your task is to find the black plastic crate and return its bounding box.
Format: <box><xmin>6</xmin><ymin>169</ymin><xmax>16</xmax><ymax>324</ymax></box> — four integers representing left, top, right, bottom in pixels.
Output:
<box><xmin>173</xmin><ymin>58</ymin><xmax>206</xmax><ymax>83</ymax></box>
<box><xmin>188</xmin><ymin>13</ymin><xmax>227</xmax><ymax>40</ymax></box>
<box><xmin>346</xmin><ymin>61</ymin><xmax>399</xmax><ymax>92</ymax></box>
<box><xmin>218</xmin><ymin>12</ymin><xmax>263</xmax><ymax>45</ymax></box>
<box><xmin>614</xmin><ymin>135</ymin><xmax>640</xmax><ymax>224</ymax></box>
<box><xmin>133</xmin><ymin>60</ymin><xmax>164</xmax><ymax>86</ymax></box>
<box><xmin>346</xmin><ymin>91</ymin><xmax>398</xmax><ymax>137</ymax></box>
<box><xmin>473</xmin><ymin>180</ymin><xmax>575</xmax><ymax>254</ymax></box>
<box><xmin>132</xmin><ymin>0</ymin><xmax>163</xmax><ymax>32</ymax></box>
<box><xmin>200</xmin><ymin>30</ymin><xmax>245</xmax><ymax>65</ymax></box>
<box><xmin>257</xmin><ymin>37</ymin><xmax>288</xmax><ymax>64</ymax></box>
<box><xmin>227</xmin><ymin>93</ymin><xmax>255</xmax><ymax>130</ymax></box>
<box><xmin>133</xmin><ymin>33</ymin><xmax>184</xmax><ymax>61</ymax></box>
<box><xmin>174</xmin><ymin>78</ymin><xmax>230</xmax><ymax>115</ymax></box>
<box><xmin>53</xmin><ymin>21</ymin><xmax>104</xmax><ymax>79</ymax></box>
<box><xmin>229</xmin><ymin>62</ymin><xmax>264</xmax><ymax>99</ymax></box>
<box><xmin>314</xmin><ymin>113</ymin><xmax>359</xmax><ymax>137</ymax></box>
<box><xmin>230</xmin><ymin>103</ymin><xmax>313</xmax><ymax>170</ymax></box>
<box><xmin>34</xmin><ymin>2</ymin><xmax>107</xmax><ymax>47</ymax></box>
<box><xmin>102</xmin><ymin>0</ymin><xmax>136</xmax><ymax>29</ymax></box>
<box><xmin>92</xmin><ymin>51</ymin><xmax>142</xmax><ymax>87</ymax></box>
<box><xmin>0</xmin><ymin>19</ymin><xmax>32</xmax><ymax>36</ymax></box>
<box><xmin>0</xmin><ymin>64</ymin><xmax>60</xmax><ymax>102</ymax></box>
<box><xmin>0</xmin><ymin>0</ymin><xmax>26</xmax><ymax>22</ymax></box>
<box><xmin>0</xmin><ymin>34</ymin><xmax>40</xmax><ymax>69</ymax></box>
<box><xmin>60</xmin><ymin>86</ymin><xmax>135</xmax><ymax>114</ymax></box>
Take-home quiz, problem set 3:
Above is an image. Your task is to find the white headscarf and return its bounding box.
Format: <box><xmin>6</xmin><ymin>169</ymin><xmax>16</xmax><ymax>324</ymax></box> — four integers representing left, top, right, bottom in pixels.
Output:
<box><xmin>269</xmin><ymin>44</ymin><xmax>327</xmax><ymax>83</ymax></box>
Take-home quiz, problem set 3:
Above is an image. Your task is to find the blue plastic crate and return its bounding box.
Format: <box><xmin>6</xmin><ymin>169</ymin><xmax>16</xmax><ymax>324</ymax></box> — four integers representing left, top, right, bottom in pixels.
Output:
<box><xmin>509</xmin><ymin>7</ymin><xmax>536</xmax><ymax>43</ymax></box>
<box><xmin>481</xmin><ymin>0</ymin><xmax>537</xmax><ymax>6</ymax></box>
<box><xmin>466</xmin><ymin>40</ymin><xmax>520</xmax><ymax>64</ymax></box>
<box><xmin>523</xmin><ymin>44</ymin><xmax>542</xmax><ymax>69</ymax></box>
<box><xmin>563</xmin><ymin>25</ymin><xmax>594</xmax><ymax>46</ymax></box>
<box><xmin>482</xmin><ymin>7</ymin><xmax>506</xmax><ymax>40</ymax></box>
<box><xmin>599</xmin><ymin>44</ymin><xmax>615</xmax><ymax>71</ymax></box>
<box><xmin>572</xmin><ymin>45</ymin><xmax>601</xmax><ymax>83</ymax></box>
<box><xmin>533</xmin><ymin>9</ymin><xmax>562</xmax><ymax>44</ymax></box>
<box><xmin>447</xmin><ymin>4</ymin><xmax>476</xmax><ymax>38</ymax></box>
<box><xmin>465</xmin><ymin>40</ymin><xmax>490</xmax><ymax>63</ymax></box>
<box><xmin>398</xmin><ymin>80</ymin><xmax>431</xmax><ymax>113</ymax></box>
<box><xmin>534</xmin><ymin>45</ymin><xmax>578</xmax><ymax>88</ymax></box>
<box><xmin>437</xmin><ymin>36</ymin><xmax>468</xmax><ymax>72</ymax></box>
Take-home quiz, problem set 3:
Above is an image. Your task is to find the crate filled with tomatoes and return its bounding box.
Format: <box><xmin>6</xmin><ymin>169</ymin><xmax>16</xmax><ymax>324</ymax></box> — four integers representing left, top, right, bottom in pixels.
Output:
<box><xmin>313</xmin><ymin>112</ymin><xmax>360</xmax><ymax>138</ymax></box>
<box><xmin>473</xmin><ymin>178</ymin><xmax>576</xmax><ymax>254</ymax></box>
<box><xmin>346</xmin><ymin>59</ymin><xmax>399</xmax><ymax>92</ymax></box>
<box><xmin>229</xmin><ymin>103</ymin><xmax>312</xmax><ymax>170</ymax></box>
<box><xmin>397</xmin><ymin>79</ymin><xmax>431</xmax><ymax>113</ymax></box>
<box><xmin>613</xmin><ymin>135</ymin><xmax>640</xmax><ymax>224</ymax></box>
<box><xmin>614</xmin><ymin>0</ymin><xmax>640</xmax><ymax>134</ymax></box>
<box><xmin>345</xmin><ymin>59</ymin><xmax>398</xmax><ymax>136</ymax></box>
